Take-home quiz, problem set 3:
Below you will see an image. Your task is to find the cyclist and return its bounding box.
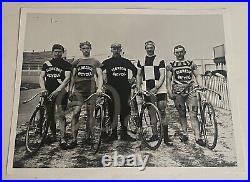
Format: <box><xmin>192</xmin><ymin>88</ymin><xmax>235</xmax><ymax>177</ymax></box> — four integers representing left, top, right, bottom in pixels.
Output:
<box><xmin>68</xmin><ymin>41</ymin><xmax>103</xmax><ymax>149</ymax></box>
<box><xmin>166</xmin><ymin>45</ymin><xmax>206</xmax><ymax>146</ymax></box>
<box><xmin>39</xmin><ymin>44</ymin><xmax>72</xmax><ymax>149</ymax></box>
<box><xmin>136</xmin><ymin>40</ymin><xmax>173</xmax><ymax>146</ymax></box>
<box><xmin>102</xmin><ymin>43</ymin><xmax>137</xmax><ymax>142</ymax></box>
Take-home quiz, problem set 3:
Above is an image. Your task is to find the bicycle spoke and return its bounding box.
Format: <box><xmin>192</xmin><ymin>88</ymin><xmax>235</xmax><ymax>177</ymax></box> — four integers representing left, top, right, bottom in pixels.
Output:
<box><xmin>140</xmin><ymin>103</ymin><xmax>162</xmax><ymax>150</ymax></box>
<box><xmin>26</xmin><ymin>107</ymin><xmax>49</xmax><ymax>154</ymax></box>
<box><xmin>90</xmin><ymin>105</ymin><xmax>103</xmax><ymax>154</ymax></box>
<box><xmin>202</xmin><ymin>103</ymin><xmax>218</xmax><ymax>150</ymax></box>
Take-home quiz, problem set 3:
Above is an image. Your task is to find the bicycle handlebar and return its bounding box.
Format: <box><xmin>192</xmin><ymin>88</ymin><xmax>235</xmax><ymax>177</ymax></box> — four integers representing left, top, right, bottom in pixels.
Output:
<box><xmin>23</xmin><ymin>93</ymin><xmax>41</xmax><ymax>104</ymax></box>
<box><xmin>130</xmin><ymin>90</ymin><xmax>156</xmax><ymax>101</ymax></box>
<box><xmin>131</xmin><ymin>83</ymin><xmax>137</xmax><ymax>90</ymax></box>
<box><xmin>83</xmin><ymin>92</ymin><xmax>111</xmax><ymax>103</ymax></box>
<box><xmin>188</xmin><ymin>87</ymin><xmax>222</xmax><ymax>100</ymax></box>
<box><xmin>24</xmin><ymin>91</ymin><xmax>111</xmax><ymax>104</ymax></box>
<box><xmin>23</xmin><ymin>92</ymin><xmax>54</xmax><ymax>104</ymax></box>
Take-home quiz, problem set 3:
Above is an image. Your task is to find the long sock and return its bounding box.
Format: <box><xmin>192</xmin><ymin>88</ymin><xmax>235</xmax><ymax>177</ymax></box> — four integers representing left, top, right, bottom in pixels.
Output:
<box><xmin>163</xmin><ymin>125</ymin><xmax>169</xmax><ymax>142</ymax></box>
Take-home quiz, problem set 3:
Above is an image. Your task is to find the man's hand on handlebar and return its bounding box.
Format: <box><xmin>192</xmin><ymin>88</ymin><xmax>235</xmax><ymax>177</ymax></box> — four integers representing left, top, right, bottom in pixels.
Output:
<box><xmin>194</xmin><ymin>84</ymin><xmax>206</xmax><ymax>91</ymax></box>
<box><xmin>129</xmin><ymin>77</ymin><xmax>136</xmax><ymax>84</ymax></box>
<box><xmin>96</xmin><ymin>88</ymin><xmax>102</xmax><ymax>96</ymax></box>
<box><xmin>41</xmin><ymin>89</ymin><xmax>48</xmax><ymax>97</ymax></box>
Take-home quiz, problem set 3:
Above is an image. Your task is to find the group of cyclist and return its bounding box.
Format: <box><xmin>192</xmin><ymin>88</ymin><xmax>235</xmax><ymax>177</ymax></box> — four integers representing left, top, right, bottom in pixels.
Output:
<box><xmin>39</xmin><ymin>41</ymin><xmax>206</xmax><ymax>150</ymax></box>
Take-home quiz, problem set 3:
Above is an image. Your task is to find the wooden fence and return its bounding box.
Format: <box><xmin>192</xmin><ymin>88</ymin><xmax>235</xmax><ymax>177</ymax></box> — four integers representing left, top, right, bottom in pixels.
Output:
<box><xmin>202</xmin><ymin>76</ymin><xmax>231</xmax><ymax>110</ymax></box>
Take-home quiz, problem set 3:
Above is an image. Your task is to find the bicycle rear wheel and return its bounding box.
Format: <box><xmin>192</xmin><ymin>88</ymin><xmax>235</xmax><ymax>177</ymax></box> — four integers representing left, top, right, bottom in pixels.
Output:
<box><xmin>202</xmin><ymin>102</ymin><xmax>218</xmax><ymax>150</ymax></box>
<box><xmin>139</xmin><ymin>102</ymin><xmax>163</xmax><ymax>150</ymax></box>
<box><xmin>91</xmin><ymin>104</ymin><xmax>104</xmax><ymax>154</ymax></box>
<box><xmin>25</xmin><ymin>106</ymin><xmax>50</xmax><ymax>154</ymax></box>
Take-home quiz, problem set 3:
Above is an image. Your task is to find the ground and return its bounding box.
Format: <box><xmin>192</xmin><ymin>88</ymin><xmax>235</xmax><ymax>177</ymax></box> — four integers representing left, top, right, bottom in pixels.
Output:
<box><xmin>13</xmin><ymin>89</ymin><xmax>237</xmax><ymax>168</ymax></box>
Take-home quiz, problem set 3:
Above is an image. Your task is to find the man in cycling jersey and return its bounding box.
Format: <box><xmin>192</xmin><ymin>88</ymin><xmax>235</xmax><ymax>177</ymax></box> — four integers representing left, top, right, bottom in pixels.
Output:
<box><xmin>166</xmin><ymin>45</ymin><xmax>206</xmax><ymax>146</ymax></box>
<box><xmin>136</xmin><ymin>40</ymin><xmax>173</xmax><ymax>146</ymax></box>
<box><xmin>102</xmin><ymin>43</ymin><xmax>137</xmax><ymax>142</ymax></box>
<box><xmin>68</xmin><ymin>41</ymin><xmax>103</xmax><ymax>148</ymax></box>
<box><xmin>39</xmin><ymin>44</ymin><xmax>72</xmax><ymax>149</ymax></box>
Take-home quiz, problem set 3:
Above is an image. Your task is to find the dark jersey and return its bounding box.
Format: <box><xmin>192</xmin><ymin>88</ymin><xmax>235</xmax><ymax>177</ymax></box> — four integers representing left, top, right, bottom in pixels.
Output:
<box><xmin>41</xmin><ymin>58</ymin><xmax>72</xmax><ymax>93</ymax></box>
<box><xmin>72</xmin><ymin>57</ymin><xmax>102</xmax><ymax>93</ymax></box>
<box><xmin>102</xmin><ymin>56</ymin><xmax>137</xmax><ymax>90</ymax></box>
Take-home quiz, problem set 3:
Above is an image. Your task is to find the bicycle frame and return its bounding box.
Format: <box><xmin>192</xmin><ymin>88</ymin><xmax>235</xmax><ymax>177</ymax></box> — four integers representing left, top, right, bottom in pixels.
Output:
<box><xmin>24</xmin><ymin>92</ymin><xmax>53</xmax><ymax>154</ymax></box>
<box><xmin>185</xmin><ymin>87</ymin><xmax>214</xmax><ymax>119</ymax></box>
<box><xmin>186</xmin><ymin>87</ymin><xmax>221</xmax><ymax>116</ymax></box>
<box><xmin>129</xmin><ymin>89</ymin><xmax>158</xmax><ymax>130</ymax></box>
<box><xmin>75</xmin><ymin>92</ymin><xmax>112</xmax><ymax>138</ymax></box>
<box><xmin>185</xmin><ymin>87</ymin><xmax>220</xmax><ymax>149</ymax></box>
<box><xmin>79</xmin><ymin>92</ymin><xmax>111</xmax><ymax>116</ymax></box>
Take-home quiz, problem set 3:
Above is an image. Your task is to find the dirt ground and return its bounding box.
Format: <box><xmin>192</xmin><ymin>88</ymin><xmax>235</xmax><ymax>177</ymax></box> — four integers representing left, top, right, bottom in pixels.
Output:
<box><xmin>12</xmin><ymin>89</ymin><xmax>237</xmax><ymax>168</ymax></box>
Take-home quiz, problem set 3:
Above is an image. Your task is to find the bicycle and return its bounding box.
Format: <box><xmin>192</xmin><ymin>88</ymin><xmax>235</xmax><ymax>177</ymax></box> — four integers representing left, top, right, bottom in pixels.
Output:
<box><xmin>97</xmin><ymin>84</ymin><xmax>122</xmax><ymax>143</ymax></box>
<box><xmin>127</xmin><ymin>86</ymin><xmax>163</xmax><ymax>150</ymax></box>
<box><xmin>66</xmin><ymin>92</ymin><xmax>111</xmax><ymax>154</ymax></box>
<box><xmin>187</xmin><ymin>86</ymin><xmax>221</xmax><ymax>150</ymax></box>
<box><xmin>23</xmin><ymin>92</ymin><xmax>52</xmax><ymax>154</ymax></box>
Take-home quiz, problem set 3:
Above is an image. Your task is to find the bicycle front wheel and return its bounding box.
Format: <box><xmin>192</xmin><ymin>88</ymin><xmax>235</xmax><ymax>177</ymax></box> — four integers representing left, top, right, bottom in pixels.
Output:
<box><xmin>127</xmin><ymin>99</ymin><xmax>140</xmax><ymax>135</ymax></box>
<box><xmin>139</xmin><ymin>102</ymin><xmax>163</xmax><ymax>150</ymax></box>
<box><xmin>91</xmin><ymin>104</ymin><xmax>104</xmax><ymax>154</ymax></box>
<box><xmin>202</xmin><ymin>102</ymin><xmax>218</xmax><ymax>150</ymax></box>
<box><xmin>25</xmin><ymin>106</ymin><xmax>50</xmax><ymax>154</ymax></box>
<box><xmin>127</xmin><ymin>113</ymin><xmax>139</xmax><ymax>135</ymax></box>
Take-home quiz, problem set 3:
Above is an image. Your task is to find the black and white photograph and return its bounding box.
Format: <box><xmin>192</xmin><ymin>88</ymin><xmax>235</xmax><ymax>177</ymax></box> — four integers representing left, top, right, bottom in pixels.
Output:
<box><xmin>4</xmin><ymin>4</ymin><xmax>247</xmax><ymax>180</ymax></box>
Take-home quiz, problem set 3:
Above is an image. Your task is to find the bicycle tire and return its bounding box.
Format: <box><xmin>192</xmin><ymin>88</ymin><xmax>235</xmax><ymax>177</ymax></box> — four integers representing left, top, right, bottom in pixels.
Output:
<box><xmin>91</xmin><ymin>104</ymin><xmax>104</xmax><ymax>154</ymax></box>
<box><xmin>127</xmin><ymin>113</ymin><xmax>139</xmax><ymax>135</ymax></box>
<box><xmin>139</xmin><ymin>102</ymin><xmax>163</xmax><ymax>150</ymax></box>
<box><xmin>102</xmin><ymin>94</ymin><xmax>113</xmax><ymax>138</ymax></box>
<box><xmin>202</xmin><ymin>102</ymin><xmax>218</xmax><ymax>150</ymax></box>
<box><xmin>25</xmin><ymin>106</ymin><xmax>50</xmax><ymax>154</ymax></box>
<box><xmin>127</xmin><ymin>98</ymin><xmax>140</xmax><ymax>135</ymax></box>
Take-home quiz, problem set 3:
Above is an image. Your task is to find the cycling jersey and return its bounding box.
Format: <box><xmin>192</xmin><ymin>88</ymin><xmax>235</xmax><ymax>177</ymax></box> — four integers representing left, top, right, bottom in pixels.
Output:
<box><xmin>42</xmin><ymin>58</ymin><xmax>72</xmax><ymax>93</ymax></box>
<box><xmin>166</xmin><ymin>60</ymin><xmax>197</xmax><ymax>85</ymax></box>
<box><xmin>102</xmin><ymin>56</ymin><xmax>137</xmax><ymax>91</ymax></box>
<box><xmin>137</xmin><ymin>55</ymin><xmax>167</xmax><ymax>94</ymax></box>
<box><xmin>166</xmin><ymin>60</ymin><xmax>198</xmax><ymax>95</ymax></box>
<box><xmin>72</xmin><ymin>57</ymin><xmax>102</xmax><ymax>93</ymax></box>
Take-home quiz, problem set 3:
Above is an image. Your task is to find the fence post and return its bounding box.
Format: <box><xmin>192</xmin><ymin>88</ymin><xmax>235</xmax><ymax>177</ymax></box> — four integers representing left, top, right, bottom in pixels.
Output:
<box><xmin>224</xmin><ymin>79</ymin><xmax>230</xmax><ymax>110</ymax></box>
<box><xmin>212</xmin><ymin>76</ymin><xmax>217</xmax><ymax>107</ymax></box>
<box><xmin>218</xmin><ymin>77</ymin><xmax>222</xmax><ymax>108</ymax></box>
<box><xmin>207</xmin><ymin>76</ymin><xmax>212</xmax><ymax>104</ymax></box>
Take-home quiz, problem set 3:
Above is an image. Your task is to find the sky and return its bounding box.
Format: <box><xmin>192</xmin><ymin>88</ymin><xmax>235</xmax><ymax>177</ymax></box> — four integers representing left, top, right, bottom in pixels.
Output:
<box><xmin>24</xmin><ymin>13</ymin><xmax>225</xmax><ymax>61</ymax></box>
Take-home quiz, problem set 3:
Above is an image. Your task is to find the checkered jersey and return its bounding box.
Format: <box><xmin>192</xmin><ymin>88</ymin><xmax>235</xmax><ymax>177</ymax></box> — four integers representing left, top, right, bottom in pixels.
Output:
<box><xmin>137</xmin><ymin>55</ymin><xmax>167</xmax><ymax>94</ymax></box>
